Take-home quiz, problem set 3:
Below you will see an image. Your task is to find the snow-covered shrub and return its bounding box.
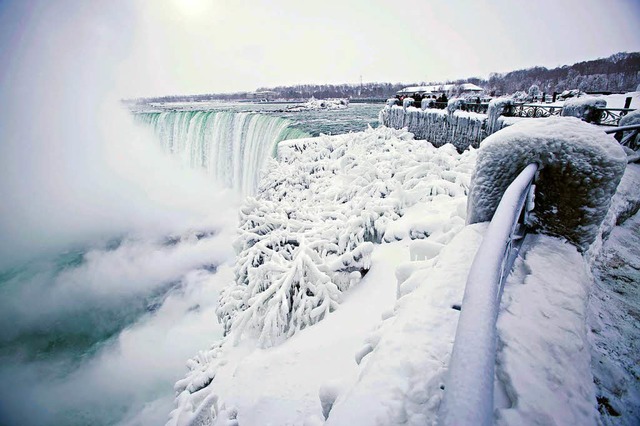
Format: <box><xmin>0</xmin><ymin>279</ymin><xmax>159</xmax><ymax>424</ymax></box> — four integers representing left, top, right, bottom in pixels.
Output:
<box><xmin>219</xmin><ymin>127</ymin><xmax>474</xmax><ymax>347</ymax></box>
<box><xmin>467</xmin><ymin>117</ymin><xmax>627</xmax><ymax>251</ymax></box>
<box><xmin>511</xmin><ymin>91</ymin><xmax>528</xmax><ymax>101</ymax></box>
<box><xmin>561</xmin><ymin>96</ymin><xmax>607</xmax><ymax>123</ymax></box>
<box><xmin>528</xmin><ymin>84</ymin><xmax>541</xmax><ymax>100</ymax></box>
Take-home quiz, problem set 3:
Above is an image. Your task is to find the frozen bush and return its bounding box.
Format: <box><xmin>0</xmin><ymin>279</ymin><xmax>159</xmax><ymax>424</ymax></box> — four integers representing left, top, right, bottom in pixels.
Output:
<box><xmin>219</xmin><ymin>127</ymin><xmax>474</xmax><ymax>347</ymax></box>
<box><xmin>467</xmin><ymin>117</ymin><xmax>627</xmax><ymax>251</ymax></box>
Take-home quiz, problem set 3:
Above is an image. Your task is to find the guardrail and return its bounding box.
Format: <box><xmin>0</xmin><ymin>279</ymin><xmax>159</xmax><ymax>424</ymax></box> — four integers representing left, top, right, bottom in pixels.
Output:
<box><xmin>597</xmin><ymin>108</ymin><xmax>636</xmax><ymax>126</ymax></box>
<box><xmin>439</xmin><ymin>163</ymin><xmax>538</xmax><ymax>426</ymax></box>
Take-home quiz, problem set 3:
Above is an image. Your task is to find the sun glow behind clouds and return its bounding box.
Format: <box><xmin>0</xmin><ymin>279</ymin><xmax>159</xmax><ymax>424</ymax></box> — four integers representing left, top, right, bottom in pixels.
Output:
<box><xmin>172</xmin><ymin>0</ymin><xmax>215</xmax><ymax>19</ymax></box>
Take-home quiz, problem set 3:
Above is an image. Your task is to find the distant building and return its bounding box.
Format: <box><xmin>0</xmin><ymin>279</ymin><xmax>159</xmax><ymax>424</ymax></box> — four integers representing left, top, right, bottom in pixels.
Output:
<box><xmin>247</xmin><ymin>90</ymin><xmax>277</xmax><ymax>100</ymax></box>
<box><xmin>397</xmin><ymin>83</ymin><xmax>484</xmax><ymax>96</ymax></box>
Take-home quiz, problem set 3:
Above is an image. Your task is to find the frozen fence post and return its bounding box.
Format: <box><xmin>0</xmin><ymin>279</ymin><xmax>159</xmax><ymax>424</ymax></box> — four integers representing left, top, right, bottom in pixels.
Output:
<box><xmin>467</xmin><ymin>117</ymin><xmax>626</xmax><ymax>251</ymax></box>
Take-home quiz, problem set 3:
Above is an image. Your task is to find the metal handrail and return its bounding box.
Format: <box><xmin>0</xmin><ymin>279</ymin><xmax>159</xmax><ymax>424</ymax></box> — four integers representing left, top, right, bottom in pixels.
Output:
<box><xmin>603</xmin><ymin>123</ymin><xmax>640</xmax><ymax>134</ymax></box>
<box><xmin>439</xmin><ymin>163</ymin><xmax>538</xmax><ymax>426</ymax></box>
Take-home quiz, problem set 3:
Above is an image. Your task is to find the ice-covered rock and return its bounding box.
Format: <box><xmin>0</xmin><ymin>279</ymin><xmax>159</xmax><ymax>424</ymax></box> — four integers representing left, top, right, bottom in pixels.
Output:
<box><xmin>287</xmin><ymin>97</ymin><xmax>349</xmax><ymax>112</ymax></box>
<box><xmin>467</xmin><ymin>117</ymin><xmax>627</xmax><ymax>251</ymax></box>
<box><xmin>561</xmin><ymin>96</ymin><xmax>607</xmax><ymax>123</ymax></box>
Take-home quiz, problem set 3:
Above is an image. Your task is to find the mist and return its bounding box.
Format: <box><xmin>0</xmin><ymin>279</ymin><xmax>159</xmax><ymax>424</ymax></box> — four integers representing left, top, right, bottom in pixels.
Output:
<box><xmin>0</xmin><ymin>1</ymin><xmax>238</xmax><ymax>269</ymax></box>
<box><xmin>0</xmin><ymin>2</ymin><xmax>243</xmax><ymax>424</ymax></box>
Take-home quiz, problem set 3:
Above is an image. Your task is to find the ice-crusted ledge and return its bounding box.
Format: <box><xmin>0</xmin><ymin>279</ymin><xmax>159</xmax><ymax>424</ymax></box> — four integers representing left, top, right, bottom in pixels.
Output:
<box><xmin>379</xmin><ymin>106</ymin><xmax>509</xmax><ymax>151</ymax></box>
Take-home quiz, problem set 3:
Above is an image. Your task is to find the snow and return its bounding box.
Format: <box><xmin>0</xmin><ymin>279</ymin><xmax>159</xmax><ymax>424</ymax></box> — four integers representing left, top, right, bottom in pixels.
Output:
<box><xmin>467</xmin><ymin>116</ymin><xmax>627</xmax><ymax>251</ymax></box>
<box><xmin>561</xmin><ymin>96</ymin><xmax>607</xmax><ymax>122</ymax></box>
<box><xmin>596</xmin><ymin>91</ymin><xmax>640</xmax><ymax>109</ymax></box>
<box><xmin>619</xmin><ymin>109</ymin><xmax>640</xmax><ymax>127</ymax></box>
<box><xmin>325</xmin><ymin>224</ymin><xmax>485</xmax><ymax>425</ymax></box>
<box><xmin>495</xmin><ymin>234</ymin><xmax>598</xmax><ymax>425</ymax></box>
<box><xmin>168</xmin><ymin>119</ymin><xmax>639</xmax><ymax>426</ymax></box>
<box><xmin>588</xmin><ymin>209</ymin><xmax>640</xmax><ymax>424</ymax></box>
<box><xmin>286</xmin><ymin>98</ymin><xmax>349</xmax><ymax>112</ymax></box>
<box><xmin>169</xmin><ymin>127</ymin><xmax>476</xmax><ymax>425</ymax></box>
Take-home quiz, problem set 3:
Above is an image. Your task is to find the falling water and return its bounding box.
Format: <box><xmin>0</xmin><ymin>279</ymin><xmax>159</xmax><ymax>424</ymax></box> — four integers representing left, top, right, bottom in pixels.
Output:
<box><xmin>136</xmin><ymin>111</ymin><xmax>310</xmax><ymax>194</ymax></box>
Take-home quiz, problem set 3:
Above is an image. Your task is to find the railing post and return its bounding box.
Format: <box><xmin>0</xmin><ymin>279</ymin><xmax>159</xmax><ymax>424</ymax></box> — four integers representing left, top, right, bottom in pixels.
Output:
<box><xmin>624</xmin><ymin>97</ymin><xmax>632</xmax><ymax>109</ymax></box>
<box><xmin>552</xmin><ymin>92</ymin><xmax>557</xmax><ymax>103</ymax></box>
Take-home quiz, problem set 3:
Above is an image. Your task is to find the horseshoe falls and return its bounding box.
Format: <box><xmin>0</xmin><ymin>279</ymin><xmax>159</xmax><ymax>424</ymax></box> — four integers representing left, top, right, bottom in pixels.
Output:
<box><xmin>136</xmin><ymin>111</ymin><xmax>310</xmax><ymax>194</ymax></box>
<box><xmin>0</xmin><ymin>99</ymin><xmax>381</xmax><ymax>426</ymax></box>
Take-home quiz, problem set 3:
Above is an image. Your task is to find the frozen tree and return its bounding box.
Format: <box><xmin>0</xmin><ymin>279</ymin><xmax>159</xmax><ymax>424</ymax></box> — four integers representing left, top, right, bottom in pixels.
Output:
<box><xmin>217</xmin><ymin>127</ymin><xmax>475</xmax><ymax>347</ymax></box>
<box><xmin>528</xmin><ymin>84</ymin><xmax>541</xmax><ymax>100</ymax></box>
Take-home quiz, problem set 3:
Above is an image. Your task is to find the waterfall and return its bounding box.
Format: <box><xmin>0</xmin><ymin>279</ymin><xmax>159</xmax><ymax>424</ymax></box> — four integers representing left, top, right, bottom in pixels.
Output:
<box><xmin>136</xmin><ymin>111</ymin><xmax>309</xmax><ymax>194</ymax></box>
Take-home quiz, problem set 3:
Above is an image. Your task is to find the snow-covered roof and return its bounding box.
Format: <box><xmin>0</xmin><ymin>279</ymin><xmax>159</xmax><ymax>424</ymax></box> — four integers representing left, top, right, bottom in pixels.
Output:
<box><xmin>459</xmin><ymin>83</ymin><xmax>484</xmax><ymax>92</ymax></box>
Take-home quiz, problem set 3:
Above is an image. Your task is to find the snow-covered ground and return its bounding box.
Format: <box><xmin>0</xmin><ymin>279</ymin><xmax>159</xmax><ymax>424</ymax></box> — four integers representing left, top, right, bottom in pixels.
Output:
<box><xmin>170</xmin><ymin>124</ymin><xmax>639</xmax><ymax>426</ymax></box>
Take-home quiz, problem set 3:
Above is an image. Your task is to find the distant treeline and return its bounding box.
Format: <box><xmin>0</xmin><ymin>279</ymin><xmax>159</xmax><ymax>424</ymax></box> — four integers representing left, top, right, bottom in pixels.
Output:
<box><xmin>129</xmin><ymin>52</ymin><xmax>639</xmax><ymax>103</ymax></box>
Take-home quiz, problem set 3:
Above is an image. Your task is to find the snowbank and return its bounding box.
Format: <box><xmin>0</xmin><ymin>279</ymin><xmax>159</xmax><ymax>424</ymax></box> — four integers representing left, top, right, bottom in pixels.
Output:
<box><xmin>587</xmin><ymin>210</ymin><xmax>640</xmax><ymax>424</ymax></box>
<box><xmin>495</xmin><ymin>235</ymin><xmax>598</xmax><ymax>425</ymax></box>
<box><xmin>618</xmin><ymin>109</ymin><xmax>640</xmax><ymax>150</ymax></box>
<box><xmin>467</xmin><ymin>117</ymin><xmax>627</xmax><ymax>251</ymax></box>
<box><xmin>325</xmin><ymin>223</ymin><xmax>486</xmax><ymax>425</ymax></box>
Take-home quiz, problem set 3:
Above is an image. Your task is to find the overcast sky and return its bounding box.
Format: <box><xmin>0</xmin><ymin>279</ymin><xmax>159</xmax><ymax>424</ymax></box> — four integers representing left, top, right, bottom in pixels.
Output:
<box><xmin>1</xmin><ymin>0</ymin><xmax>640</xmax><ymax>97</ymax></box>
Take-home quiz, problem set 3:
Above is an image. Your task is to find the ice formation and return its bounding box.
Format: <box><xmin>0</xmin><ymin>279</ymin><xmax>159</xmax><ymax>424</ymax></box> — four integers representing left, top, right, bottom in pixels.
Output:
<box><xmin>618</xmin><ymin>109</ymin><xmax>640</xmax><ymax>150</ymax></box>
<box><xmin>217</xmin><ymin>126</ymin><xmax>473</xmax><ymax>348</ymax></box>
<box><xmin>169</xmin><ymin>126</ymin><xmax>476</xmax><ymax>425</ymax></box>
<box><xmin>286</xmin><ymin>98</ymin><xmax>349</xmax><ymax>112</ymax></box>
<box><xmin>486</xmin><ymin>97</ymin><xmax>516</xmax><ymax>134</ymax></box>
<box><xmin>136</xmin><ymin>111</ymin><xmax>309</xmax><ymax>194</ymax></box>
<box><xmin>379</xmin><ymin>105</ymin><xmax>502</xmax><ymax>151</ymax></box>
<box><xmin>467</xmin><ymin>117</ymin><xmax>627</xmax><ymax>251</ymax></box>
<box><xmin>561</xmin><ymin>96</ymin><xmax>607</xmax><ymax>123</ymax></box>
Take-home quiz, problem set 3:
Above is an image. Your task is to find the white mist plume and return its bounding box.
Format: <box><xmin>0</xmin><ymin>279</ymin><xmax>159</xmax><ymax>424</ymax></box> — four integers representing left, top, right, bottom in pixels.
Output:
<box><xmin>0</xmin><ymin>1</ymin><xmax>237</xmax><ymax>269</ymax></box>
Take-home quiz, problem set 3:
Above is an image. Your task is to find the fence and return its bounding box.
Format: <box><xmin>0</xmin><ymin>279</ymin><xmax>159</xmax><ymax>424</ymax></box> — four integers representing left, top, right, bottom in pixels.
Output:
<box><xmin>409</xmin><ymin>99</ymin><xmax>635</xmax><ymax>126</ymax></box>
<box><xmin>439</xmin><ymin>163</ymin><xmax>538</xmax><ymax>425</ymax></box>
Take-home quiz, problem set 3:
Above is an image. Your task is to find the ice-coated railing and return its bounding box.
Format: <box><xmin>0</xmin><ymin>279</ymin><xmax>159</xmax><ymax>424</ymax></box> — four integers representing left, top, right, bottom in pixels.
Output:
<box><xmin>439</xmin><ymin>163</ymin><xmax>538</xmax><ymax>426</ymax></box>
